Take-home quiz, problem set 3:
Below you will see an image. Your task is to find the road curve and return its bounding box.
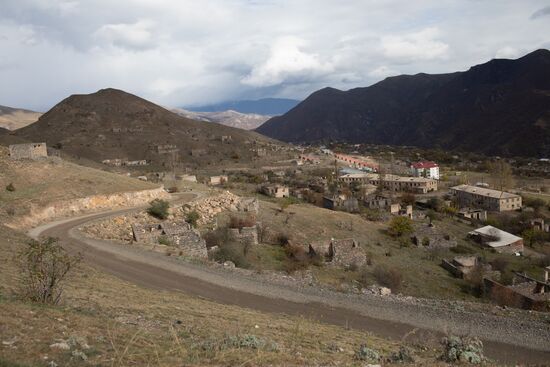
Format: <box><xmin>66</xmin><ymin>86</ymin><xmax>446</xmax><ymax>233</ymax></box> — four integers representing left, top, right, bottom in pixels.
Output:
<box><xmin>30</xmin><ymin>204</ymin><xmax>550</xmax><ymax>365</ymax></box>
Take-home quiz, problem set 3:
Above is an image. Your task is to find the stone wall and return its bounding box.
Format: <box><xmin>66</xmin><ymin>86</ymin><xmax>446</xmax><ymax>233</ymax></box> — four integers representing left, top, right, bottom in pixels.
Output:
<box><xmin>9</xmin><ymin>143</ymin><xmax>48</xmax><ymax>160</ymax></box>
<box><xmin>228</xmin><ymin>225</ymin><xmax>259</xmax><ymax>247</ymax></box>
<box><xmin>8</xmin><ymin>187</ymin><xmax>169</xmax><ymax>230</ymax></box>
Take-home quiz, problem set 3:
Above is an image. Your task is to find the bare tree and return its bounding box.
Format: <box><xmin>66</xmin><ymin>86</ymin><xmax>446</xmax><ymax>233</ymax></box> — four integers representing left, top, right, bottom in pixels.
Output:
<box><xmin>489</xmin><ymin>160</ymin><xmax>514</xmax><ymax>192</ymax></box>
<box><xmin>18</xmin><ymin>238</ymin><xmax>81</xmax><ymax>305</ymax></box>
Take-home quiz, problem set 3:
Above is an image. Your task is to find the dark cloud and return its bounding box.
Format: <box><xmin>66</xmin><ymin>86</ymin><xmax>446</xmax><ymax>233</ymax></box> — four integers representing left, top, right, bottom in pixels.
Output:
<box><xmin>531</xmin><ymin>5</ymin><xmax>550</xmax><ymax>19</ymax></box>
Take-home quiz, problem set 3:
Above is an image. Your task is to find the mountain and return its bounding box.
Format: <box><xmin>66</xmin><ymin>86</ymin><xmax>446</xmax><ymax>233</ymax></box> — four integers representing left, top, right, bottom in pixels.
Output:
<box><xmin>188</xmin><ymin>98</ymin><xmax>300</xmax><ymax>115</ymax></box>
<box><xmin>13</xmin><ymin>88</ymin><xmax>277</xmax><ymax>168</ymax></box>
<box><xmin>257</xmin><ymin>49</ymin><xmax>550</xmax><ymax>157</ymax></box>
<box><xmin>0</xmin><ymin>105</ymin><xmax>42</xmax><ymax>130</ymax></box>
<box><xmin>171</xmin><ymin>108</ymin><xmax>269</xmax><ymax>130</ymax></box>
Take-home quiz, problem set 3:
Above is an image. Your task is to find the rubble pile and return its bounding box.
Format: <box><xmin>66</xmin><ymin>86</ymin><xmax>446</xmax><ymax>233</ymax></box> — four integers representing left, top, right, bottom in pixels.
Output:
<box><xmin>179</xmin><ymin>191</ymin><xmax>245</xmax><ymax>225</ymax></box>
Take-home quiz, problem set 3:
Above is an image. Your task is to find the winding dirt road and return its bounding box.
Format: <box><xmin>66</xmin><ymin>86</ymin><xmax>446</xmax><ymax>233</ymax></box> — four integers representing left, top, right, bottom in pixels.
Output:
<box><xmin>29</xmin><ymin>200</ymin><xmax>550</xmax><ymax>365</ymax></box>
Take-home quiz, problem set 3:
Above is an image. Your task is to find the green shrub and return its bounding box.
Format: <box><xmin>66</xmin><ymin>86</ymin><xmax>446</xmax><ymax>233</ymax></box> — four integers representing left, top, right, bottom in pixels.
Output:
<box><xmin>147</xmin><ymin>199</ymin><xmax>169</xmax><ymax>219</ymax></box>
<box><xmin>355</xmin><ymin>344</ymin><xmax>380</xmax><ymax>362</ymax></box>
<box><xmin>388</xmin><ymin>216</ymin><xmax>413</xmax><ymax>237</ymax></box>
<box><xmin>441</xmin><ymin>335</ymin><xmax>484</xmax><ymax>364</ymax></box>
<box><xmin>158</xmin><ymin>235</ymin><xmax>172</xmax><ymax>246</ymax></box>
<box><xmin>389</xmin><ymin>346</ymin><xmax>415</xmax><ymax>363</ymax></box>
<box><xmin>185</xmin><ymin>210</ymin><xmax>200</xmax><ymax>227</ymax></box>
<box><xmin>5</xmin><ymin>183</ymin><xmax>15</xmax><ymax>192</ymax></box>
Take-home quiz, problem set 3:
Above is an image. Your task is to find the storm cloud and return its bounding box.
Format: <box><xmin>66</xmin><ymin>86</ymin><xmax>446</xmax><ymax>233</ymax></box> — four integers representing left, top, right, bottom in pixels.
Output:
<box><xmin>1</xmin><ymin>0</ymin><xmax>549</xmax><ymax>111</ymax></box>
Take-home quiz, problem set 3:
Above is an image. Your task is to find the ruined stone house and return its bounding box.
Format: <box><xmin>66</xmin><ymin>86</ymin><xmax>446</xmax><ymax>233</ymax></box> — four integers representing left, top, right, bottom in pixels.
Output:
<box><xmin>9</xmin><ymin>143</ymin><xmax>48</xmax><ymax>160</ymax></box>
<box><xmin>322</xmin><ymin>195</ymin><xmax>359</xmax><ymax>213</ymax></box>
<box><xmin>209</xmin><ymin>175</ymin><xmax>228</xmax><ymax>185</ymax></box>
<box><xmin>308</xmin><ymin>238</ymin><xmax>366</xmax><ymax>268</ymax></box>
<box><xmin>235</xmin><ymin>197</ymin><xmax>260</xmax><ymax>214</ymax></box>
<box><xmin>442</xmin><ymin>256</ymin><xmax>497</xmax><ymax>280</ymax></box>
<box><xmin>261</xmin><ymin>184</ymin><xmax>289</xmax><ymax>198</ymax></box>
<box><xmin>131</xmin><ymin>221</ymin><xmax>207</xmax><ymax>259</ymax></box>
<box><xmin>228</xmin><ymin>225</ymin><xmax>259</xmax><ymax>247</ymax></box>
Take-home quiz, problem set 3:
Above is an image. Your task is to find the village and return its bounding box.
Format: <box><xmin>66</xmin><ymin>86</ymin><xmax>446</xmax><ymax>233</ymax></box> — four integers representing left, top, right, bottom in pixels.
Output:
<box><xmin>8</xmin><ymin>140</ymin><xmax>545</xmax><ymax>312</ymax></box>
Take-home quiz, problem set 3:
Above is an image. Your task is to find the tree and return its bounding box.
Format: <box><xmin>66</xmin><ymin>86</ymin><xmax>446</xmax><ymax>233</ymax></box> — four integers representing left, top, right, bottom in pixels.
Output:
<box><xmin>185</xmin><ymin>210</ymin><xmax>200</xmax><ymax>227</ymax></box>
<box><xmin>147</xmin><ymin>199</ymin><xmax>169</xmax><ymax>219</ymax></box>
<box><xmin>489</xmin><ymin>160</ymin><xmax>514</xmax><ymax>192</ymax></box>
<box><xmin>388</xmin><ymin>216</ymin><xmax>413</xmax><ymax>237</ymax></box>
<box><xmin>401</xmin><ymin>193</ymin><xmax>416</xmax><ymax>206</ymax></box>
<box><xmin>18</xmin><ymin>238</ymin><xmax>81</xmax><ymax>304</ymax></box>
<box><xmin>426</xmin><ymin>209</ymin><xmax>437</xmax><ymax>225</ymax></box>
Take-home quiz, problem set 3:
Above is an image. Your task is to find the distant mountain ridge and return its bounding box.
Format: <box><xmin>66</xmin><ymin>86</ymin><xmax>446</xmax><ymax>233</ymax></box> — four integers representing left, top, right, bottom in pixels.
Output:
<box><xmin>257</xmin><ymin>49</ymin><xmax>550</xmax><ymax>157</ymax></box>
<box><xmin>0</xmin><ymin>105</ymin><xmax>42</xmax><ymax>130</ymax></box>
<box><xmin>188</xmin><ymin>98</ymin><xmax>300</xmax><ymax>115</ymax></box>
<box><xmin>170</xmin><ymin>108</ymin><xmax>269</xmax><ymax>130</ymax></box>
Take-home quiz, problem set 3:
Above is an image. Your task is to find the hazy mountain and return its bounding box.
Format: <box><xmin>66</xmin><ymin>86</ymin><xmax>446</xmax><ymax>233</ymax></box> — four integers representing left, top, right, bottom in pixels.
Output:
<box><xmin>188</xmin><ymin>98</ymin><xmax>300</xmax><ymax>115</ymax></box>
<box><xmin>12</xmin><ymin>88</ymin><xmax>276</xmax><ymax>167</ymax></box>
<box><xmin>257</xmin><ymin>49</ymin><xmax>550</xmax><ymax>157</ymax></box>
<box><xmin>171</xmin><ymin>108</ymin><xmax>269</xmax><ymax>130</ymax></box>
<box><xmin>0</xmin><ymin>105</ymin><xmax>42</xmax><ymax>130</ymax></box>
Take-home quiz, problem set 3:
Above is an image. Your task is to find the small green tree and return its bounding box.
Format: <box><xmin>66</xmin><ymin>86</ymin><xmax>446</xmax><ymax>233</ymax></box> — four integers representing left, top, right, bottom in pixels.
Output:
<box><xmin>147</xmin><ymin>199</ymin><xmax>169</xmax><ymax>219</ymax></box>
<box><xmin>18</xmin><ymin>237</ymin><xmax>81</xmax><ymax>304</ymax></box>
<box><xmin>388</xmin><ymin>216</ymin><xmax>413</xmax><ymax>237</ymax></box>
<box><xmin>426</xmin><ymin>209</ymin><xmax>437</xmax><ymax>225</ymax></box>
<box><xmin>185</xmin><ymin>210</ymin><xmax>200</xmax><ymax>228</ymax></box>
<box><xmin>5</xmin><ymin>183</ymin><xmax>15</xmax><ymax>192</ymax></box>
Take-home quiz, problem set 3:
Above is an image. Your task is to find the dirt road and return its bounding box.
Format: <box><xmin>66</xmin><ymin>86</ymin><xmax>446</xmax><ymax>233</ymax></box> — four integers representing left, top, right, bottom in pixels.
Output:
<box><xmin>30</xmin><ymin>201</ymin><xmax>550</xmax><ymax>365</ymax></box>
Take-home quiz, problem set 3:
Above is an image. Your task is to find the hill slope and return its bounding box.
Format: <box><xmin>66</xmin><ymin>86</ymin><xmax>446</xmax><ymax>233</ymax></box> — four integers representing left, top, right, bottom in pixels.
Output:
<box><xmin>171</xmin><ymin>108</ymin><xmax>269</xmax><ymax>130</ymax></box>
<box><xmin>0</xmin><ymin>105</ymin><xmax>42</xmax><ymax>130</ymax></box>
<box><xmin>257</xmin><ymin>49</ymin><xmax>550</xmax><ymax>157</ymax></box>
<box><xmin>13</xmin><ymin>89</ymin><xmax>276</xmax><ymax>167</ymax></box>
<box><xmin>189</xmin><ymin>98</ymin><xmax>300</xmax><ymax>115</ymax></box>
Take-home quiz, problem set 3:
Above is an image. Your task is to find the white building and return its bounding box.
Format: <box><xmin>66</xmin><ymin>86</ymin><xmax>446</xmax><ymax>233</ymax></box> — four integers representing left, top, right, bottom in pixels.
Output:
<box><xmin>411</xmin><ymin>161</ymin><xmax>440</xmax><ymax>180</ymax></box>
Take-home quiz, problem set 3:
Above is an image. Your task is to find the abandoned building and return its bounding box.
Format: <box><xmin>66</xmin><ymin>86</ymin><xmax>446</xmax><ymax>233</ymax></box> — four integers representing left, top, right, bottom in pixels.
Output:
<box><xmin>149</xmin><ymin>144</ymin><xmax>179</xmax><ymax>167</ymax></box>
<box><xmin>131</xmin><ymin>221</ymin><xmax>207</xmax><ymax>259</ymax></box>
<box><xmin>261</xmin><ymin>184</ymin><xmax>289</xmax><ymax>198</ymax></box>
<box><xmin>457</xmin><ymin>208</ymin><xmax>488</xmax><ymax>221</ymax></box>
<box><xmin>9</xmin><ymin>143</ymin><xmax>48</xmax><ymax>160</ymax></box>
<box><xmin>334</xmin><ymin>153</ymin><xmax>379</xmax><ymax>172</ymax></box>
<box><xmin>365</xmin><ymin>194</ymin><xmax>392</xmax><ymax>210</ymax></box>
<box><xmin>308</xmin><ymin>238</ymin><xmax>366</xmax><ymax>268</ymax></box>
<box><xmin>228</xmin><ymin>225</ymin><xmax>259</xmax><ymax>247</ymax></box>
<box><xmin>468</xmin><ymin>225</ymin><xmax>524</xmax><ymax>254</ymax></box>
<box><xmin>221</xmin><ymin>135</ymin><xmax>232</xmax><ymax>143</ymax></box>
<box><xmin>412</xmin><ymin>224</ymin><xmax>457</xmax><ymax>249</ymax></box>
<box><xmin>483</xmin><ymin>267</ymin><xmax>550</xmax><ymax>311</ymax></box>
<box><xmin>450</xmin><ymin>185</ymin><xmax>522</xmax><ymax>212</ymax></box>
<box><xmin>369</xmin><ymin>174</ymin><xmax>438</xmax><ymax>194</ymax></box>
<box><xmin>209</xmin><ymin>175</ymin><xmax>228</xmax><ymax>185</ymax></box>
<box><xmin>390</xmin><ymin>203</ymin><xmax>413</xmax><ymax>218</ymax></box>
<box><xmin>323</xmin><ymin>195</ymin><xmax>359</xmax><ymax>213</ymax></box>
<box><xmin>235</xmin><ymin>197</ymin><xmax>260</xmax><ymax>214</ymax></box>
<box><xmin>442</xmin><ymin>256</ymin><xmax>496</xmax><ymax>280</ymax></box>
<box><xmin>530</xmin><ymin>218</ymin><xmax>550</xmax><ymax>233</ymax></box>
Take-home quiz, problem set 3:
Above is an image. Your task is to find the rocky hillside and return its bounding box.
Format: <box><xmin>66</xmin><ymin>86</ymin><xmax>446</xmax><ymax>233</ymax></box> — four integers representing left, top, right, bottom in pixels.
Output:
<box><xmin>12</xmin><ymin>88</ymin><xmax>278</xmax><ymax>168</ymax></box>
<box><xmin>171</xmin><ymin>108</ymin><xmax>269</xmax><ymax>130</ymax></box>
<box><xmin>0</xmin><ymin>104</ymin><xmax>42</xmax><ymax>130</ymax></box>
<box><xmin>257</xmin><ymin>49</ymin><xmax>550</xmax><ymax>157</ymax></box>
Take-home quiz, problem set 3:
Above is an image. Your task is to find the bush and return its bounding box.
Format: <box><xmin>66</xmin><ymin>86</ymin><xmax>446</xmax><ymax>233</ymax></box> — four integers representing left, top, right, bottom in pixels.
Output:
<box><xmin>158</xmin><ymin>235</ymin><xmax>172</xmax><ymax>246</ymax></box>
<box><xmin>389</xmin><ymin>346</ymin><xmax>415</xmax><ymax>363</ymax></box>
<box><xmin>185</xmin><ymin>210</ymin><xmax>200</xmax><ymax>227</ymax></box>
<box><xmin>355</xmin><ymin>344</ymin><xmax>380</xmax><ymax>362</ymax></box>
<box><xmin>401</xmin><ymin>193</ymin><xmax>416</xmax><ymax>206</ymax></box>
<box><xmin>440</xmin><ymin>335</ymin><xmax>484</xmax><ymax>364</ymax></box>
<box><xmin>204</xmin><ymin>227</ymin><xmax>230</xmax><ymax>248</ymax></box>
<box><xmin>388</xmin><ymin>216</ymin><xmax>413</xmax><ymax>237</ymax></box>
<box><xmin>275</xmin><ymin>232</ymin><xmax>290</xmax><ymax>246</ymax></box>
<box><xmin>5</xmin><ymin>183</ymin><xmax>15</xmax><ymax>192</ymax></box>
<box><xmin>17</xmin><ymin>238</ymin><xmax>81</xmax><ymax>304</ymax></box>
<box><xmin>147</xmin><ymin>199</ymin><xmax>169</xmax><ymax>219</ymax></box>
<box><xmin>373</xmin><ymin>265</ymin><xmax>403</xmax><ymax>291</ymax></box>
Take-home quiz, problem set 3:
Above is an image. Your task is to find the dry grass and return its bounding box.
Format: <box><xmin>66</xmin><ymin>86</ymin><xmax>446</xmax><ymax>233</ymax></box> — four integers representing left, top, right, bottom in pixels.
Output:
<box><xmin>0</xmin><ymin>146</ymin><xmax>156</xmax><ymax>220</ymax></box>
<box><xmin>0</xmin><ymin>225</ymin><xmax>441</xmax><ymax>366</ymax></box>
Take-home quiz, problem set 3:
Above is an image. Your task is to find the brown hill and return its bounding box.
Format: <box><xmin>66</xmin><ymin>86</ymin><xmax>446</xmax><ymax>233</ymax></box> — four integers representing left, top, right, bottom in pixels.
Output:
<box><xmin>0</xmin><ymin>105</ymin><xmax>42</xmax><ymax>130</ymax></box>
<box><xmin>257</xmin><ymin>49</ymin><xmax>550</xmax><ymax>157</ymax></box>
<box><xmin>14</xmin><ymin>89</ymin><xmax>279</xmax><ymax>169</ymax></box>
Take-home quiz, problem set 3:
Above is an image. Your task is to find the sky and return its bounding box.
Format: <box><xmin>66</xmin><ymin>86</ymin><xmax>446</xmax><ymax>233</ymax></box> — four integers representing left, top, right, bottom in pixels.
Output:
<box><xmin>1</xmin><ymin>0</ymin><xmax>550</xmax><ymax>111</ymax></box>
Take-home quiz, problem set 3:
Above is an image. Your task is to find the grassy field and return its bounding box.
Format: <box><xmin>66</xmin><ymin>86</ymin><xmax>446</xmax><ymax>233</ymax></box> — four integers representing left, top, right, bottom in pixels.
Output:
<box><xmin>0</xmin><ymin>226</ymin><xmax>446</xmax><ymax>367</ymax></box>
<box><xmin>0</xmin><ymin>146</ymin><xmax>157</xmax><ymax>220</ymax></box>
